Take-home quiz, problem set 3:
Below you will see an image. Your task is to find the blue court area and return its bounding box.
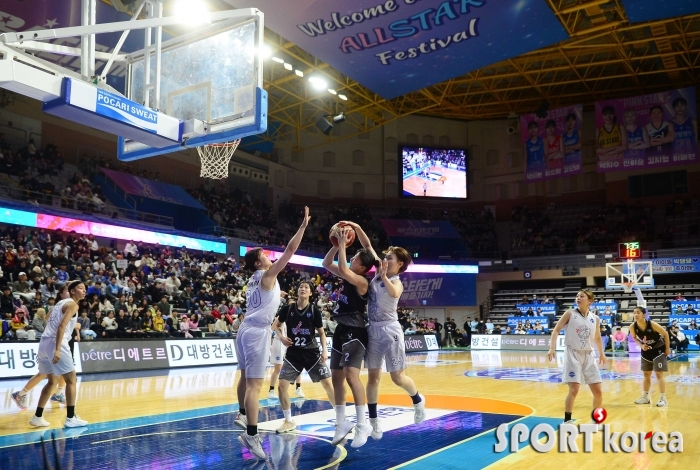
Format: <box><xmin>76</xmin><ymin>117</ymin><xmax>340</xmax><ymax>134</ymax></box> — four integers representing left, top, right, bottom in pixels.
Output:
<box><xmin>0</xmin><ymin>398</ymin><xmax>561</xmax><ymax>469</ymax></box>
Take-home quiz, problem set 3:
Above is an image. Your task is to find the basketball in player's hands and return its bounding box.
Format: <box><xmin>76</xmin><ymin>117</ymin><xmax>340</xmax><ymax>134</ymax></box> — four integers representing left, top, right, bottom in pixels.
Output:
<box><xmin>330</xmin><ymin>222</ymin><xmax>356</xmax><ymax>247</ymax></box>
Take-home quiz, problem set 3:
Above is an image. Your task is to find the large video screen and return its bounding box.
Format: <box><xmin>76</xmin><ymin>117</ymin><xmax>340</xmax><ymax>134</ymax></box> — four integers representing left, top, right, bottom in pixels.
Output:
<box><xmin>400</xmin><ymin>146</ymin><xmax>468</xmax><ymax>199</ymax></box>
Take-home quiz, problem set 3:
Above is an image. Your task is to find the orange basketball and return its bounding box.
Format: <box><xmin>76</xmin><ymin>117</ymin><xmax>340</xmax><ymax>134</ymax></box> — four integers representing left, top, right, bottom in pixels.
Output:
<box><xmin>329</xmin><ymin>222</ymin><xmax>356</xmax><ymax>247</ymax></box>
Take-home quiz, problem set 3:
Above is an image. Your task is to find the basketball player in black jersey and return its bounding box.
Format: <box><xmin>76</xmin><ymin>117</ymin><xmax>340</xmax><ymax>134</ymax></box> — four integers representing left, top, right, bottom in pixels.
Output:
<box><xmin>274</xmin><ymin>281</ymin><xmax>335</xmax><ymax>433</ymax></box>
<box><xmin>322</xmin><ymin>229</ymin><xmax>378</xmax><ymax>448</ymax></box>
<box><xmin>629</xmin><ymin>307</ymin><xmax>671</xmax><ymax>407</ymax></box>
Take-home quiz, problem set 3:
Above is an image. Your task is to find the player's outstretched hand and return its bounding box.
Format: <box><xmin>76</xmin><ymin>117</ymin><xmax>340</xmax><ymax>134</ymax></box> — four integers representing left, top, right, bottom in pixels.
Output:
<box><xmin>300</xmin><ymin>206</ymin><xmax>310</xmax><ymax>228</ymax></box>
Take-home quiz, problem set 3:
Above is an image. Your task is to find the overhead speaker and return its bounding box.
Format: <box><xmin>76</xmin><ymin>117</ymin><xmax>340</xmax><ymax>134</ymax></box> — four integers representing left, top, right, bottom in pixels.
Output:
<box><xmin>316</xmin><ymin>117</ymin><xmax>333</xmax><ymax>135</ymax></box>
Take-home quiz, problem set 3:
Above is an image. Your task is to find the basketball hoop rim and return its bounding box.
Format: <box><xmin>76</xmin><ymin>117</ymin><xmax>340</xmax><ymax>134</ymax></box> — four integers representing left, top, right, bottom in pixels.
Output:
<box><xmin>201</xmin><ymin>139</ymin><xmax>241</xmax><ymax>148</ymax></box>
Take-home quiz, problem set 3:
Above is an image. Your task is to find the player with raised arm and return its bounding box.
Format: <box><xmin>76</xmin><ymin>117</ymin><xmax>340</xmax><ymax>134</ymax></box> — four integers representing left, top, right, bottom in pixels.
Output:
<box><xmin>322</xmin><ymin>227</ymin><xmax>378</xmax><ymax>448</ymax></box>
<box><xmin>234</xmin><ymin>207</ymin><xmax>310</xmax><ymax>460</ymax></box>
<box><xmin>29</xmin><ymin>280</ymin><xmax>88</xmax><ymax>428</ymax></box>
<box><xmin>547</xmin><ymin>289</ymin><xmax>606</xmax><ymax>424</ymax></box>
<box><xmin>274</xmin><ymin>281</ymin><xmax>335</xmax><ymax>433</ymax></box>
<box><xmin>629</xmin><ymin>306</ymin><xmax>671</xmax><ymax>407</ymax></box>
<box><xmin>341</xmin><ymin>221</ymin><xmax>425</xmax><ymax>441</ymax></box>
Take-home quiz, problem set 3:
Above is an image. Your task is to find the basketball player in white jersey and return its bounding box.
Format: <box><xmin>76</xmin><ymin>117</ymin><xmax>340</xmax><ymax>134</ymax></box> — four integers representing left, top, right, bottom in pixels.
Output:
<box><xmin>269</xmin><ymin>313</ymin><xmax>303</xmax><ymax>400</ymax></box>
<box><xmin>234</xmin><ymin>207</ymin><xmax>310</xmax><ymax>460</ymax></box>
<box><xmin>342</xmin><ymin>222</ymin><xmax>425</xmax><ymax>439</ymax></box>
<box><xmin>547</xmin><ymin>289</ymin><xmax>606</xmax><ymax>424</ymax></box>
<box><xmin>29</xmin><ymin>280</ymin><xmax>88</xmax><ymax>428</ymax></box>
<box><xmin>12</xmin><ymin>285</ymin><xmax>76</xmax><ymax>410</ymax></box>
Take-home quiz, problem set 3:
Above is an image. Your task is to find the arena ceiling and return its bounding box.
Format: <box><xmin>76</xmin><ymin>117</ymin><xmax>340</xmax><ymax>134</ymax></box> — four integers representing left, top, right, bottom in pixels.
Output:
<box><xmin>84</xmin><ymin>1</ymin><xmax>700</xmax><ymax>151</ymax></box>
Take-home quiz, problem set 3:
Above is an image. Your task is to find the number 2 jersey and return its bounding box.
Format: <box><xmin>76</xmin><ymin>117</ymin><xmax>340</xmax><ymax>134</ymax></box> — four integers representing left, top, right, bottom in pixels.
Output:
<box><xmin>278</xmin><ymin>302</ymin><xmax>323</xmax><ymax>350</ymax></box>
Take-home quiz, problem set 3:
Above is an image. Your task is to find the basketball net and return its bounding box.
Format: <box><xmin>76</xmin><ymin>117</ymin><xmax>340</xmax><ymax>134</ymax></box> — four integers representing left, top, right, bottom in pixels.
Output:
<box><xmin>196</xmin><ymin>139</ymin><xmax>241</xmax><ymax>179</ymax></box>
<box><xmin>623</xmin><ymin>281</ymin><xmax>634</xmax><ymax>294</ymax></box>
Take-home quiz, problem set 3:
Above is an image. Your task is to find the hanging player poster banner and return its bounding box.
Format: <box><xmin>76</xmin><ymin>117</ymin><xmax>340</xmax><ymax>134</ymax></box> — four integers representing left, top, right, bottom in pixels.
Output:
<box><xmin>594</xmin><ymin>87</ymin><xmax>698</xmax><ymax>172</ymax></box>
<box><xmin>519</xmin><ymin>104</ymin><xmax>584</xmax><ymax>182</ymax></box>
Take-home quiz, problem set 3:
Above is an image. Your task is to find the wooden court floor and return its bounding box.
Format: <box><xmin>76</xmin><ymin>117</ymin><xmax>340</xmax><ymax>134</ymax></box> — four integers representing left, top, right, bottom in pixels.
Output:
<box><xmin>402</xmin><ymin>167</ymin><xmax>466</xmax><ymax>198</ymax></box>
<box><xmin>1</xmin><ymin>350</ymin><xmax>698</xmax><ymax>469</ymax></box>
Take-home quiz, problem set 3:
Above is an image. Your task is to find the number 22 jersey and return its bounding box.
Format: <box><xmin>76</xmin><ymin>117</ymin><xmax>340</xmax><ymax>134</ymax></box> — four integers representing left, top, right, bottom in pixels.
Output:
<box><xmin>278</xmin><ymin>303</ymin><xmax>323</xmax><ymax>350</ymax></box>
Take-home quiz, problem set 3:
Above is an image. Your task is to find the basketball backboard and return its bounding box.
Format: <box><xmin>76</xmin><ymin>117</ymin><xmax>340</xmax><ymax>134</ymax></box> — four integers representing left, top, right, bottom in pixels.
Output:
<box><xmin>605</xmin><ymin>260</ymin><xmax>654</xmax><ymax>291</ymax></box>
<box><xmin>120</xmin><ymin>13</ymin><xmax>267</xmax><ymax>161</ymax></box>
<box><xmin>0</xmin><ymin>2</ymin><xmax>267</xmax><ymax>165</ymax></box>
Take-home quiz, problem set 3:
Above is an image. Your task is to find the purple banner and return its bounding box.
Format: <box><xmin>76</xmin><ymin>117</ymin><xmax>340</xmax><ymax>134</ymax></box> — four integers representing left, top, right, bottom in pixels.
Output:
<box><xmin>100</xmin><ymin>168</ymin><xmax>206</xmax><ymax>210</ymax></box>
<box><xmin>228</xmin><ymin>0</ymin><xmax>567</xmax><ymax>99</ymax></box>
<box><xmin>595</xmin><ymin>87</ymin><xmax>698</xmax><ymax>172</ymax></box>
<box><xmin>399</xmin><ymin>272</ymin><xmax>476</xmax><ymax>307</ymax></box>
<box><xmin>380</xmin><ymin>219</ymin><xmax>461</xmax><ymax>238</ymax></box>
<box><xmin>520</xmin><ymin>104</ymin><xmax>584</xmax><ymax>182</ymax></box>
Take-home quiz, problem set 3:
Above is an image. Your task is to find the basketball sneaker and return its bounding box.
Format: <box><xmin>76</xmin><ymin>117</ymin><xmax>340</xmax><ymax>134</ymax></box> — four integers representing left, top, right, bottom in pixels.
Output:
<box><xmin>350</xmin><ymin>423</ymin><xmax>373</xmax><ymax>448</ymax></box>
<box><xmin>634</xmin><ymin>395</ymin><xmax>651</xmax><ymax>405</ymax></box>
<box><xmin>562</xmin><ymin>420</ymin><xmax>576</xmax><ymax>425</ymax></box>
<box><xmin>656</xmin><ymin>396</ymin><xmax>668</xmax><ymax>407</ymax></box>
<box><xmin>369</xmin><ymin>418</ymin><xmax>383</xmax><ymax>440</ymax></box>
<box><xmin>295</xmin><ymin>387</ymin><xmax>305</xmax><ymax>398</ymax></box>
<box><xmin>29</xmin><ymin>415</ymin><xmax>50</xmax><ymax>427</ymax></box>
<box><xmin>330</xmin><ymin>419</ymin><xmax>354</xmax><ymax>446</ymax></box>
<box><xmin>51</xmin><ymin>393</ymin><xmax>67</xmax><ymax>405</ymax></box>
<box><xmin>234</xmin><ymin>413</ymin><xmax>248</xmax><ymax>429</ymax></box>
<box><xmin>413</xmin><ymin>394</ymin><xmax>426</xmax><ymax>424</ymax></box>
<box><xmin>238</xmin><ymin>433</ymin><xmax>266</xmax><ymax>460</ymax></box>
<box><xmin>268</xmin><ymin>389</ymin><xmax>278</xmax><ymax>400</ymax></box>
<box><xmin>276</xmin><ymin>419</ymin><xmax>296</xmax><ymax>434</ymax></box>
<box><xmin>65</xmin><ymin>416</ymin><xmax>88</xmax><ymax>428</ymax></box>
<box><xmin>12</xmin><ymin>391</ymin><xmax>28</xmax><ymax>410</ymax></box>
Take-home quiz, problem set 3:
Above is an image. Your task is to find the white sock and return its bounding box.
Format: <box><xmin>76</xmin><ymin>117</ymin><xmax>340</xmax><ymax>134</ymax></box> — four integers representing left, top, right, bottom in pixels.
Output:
<box><xmin>19</xmin><ymin>388</ymin><xmax>28</xmax><ymax>396</ymax></box>
<box><xmin>642</xmin><ymin>391</ymin><xmax>649</xmax><ymax>398</ymax></box>
<box><xmin>659</xmin><ymin>393</ymin><xmax>666</xmax><ymax>398</ymax></box>
<box><xmin>283</xmin><ymin>409</ymin><xmax>292</xmax><ymax>421</ymax></box>
<box><xmin>355</xmin><ymin>405</ymin><xmax>366</xmax><ymax>425</ymax></box>
<box><xmin>56</xmin><ymin>386</ymin><xmax>65</xmax><ymax>394</ymax></box>
<box><xmin>335</xmin><ymin>405</ymin><xmax>345</xmax><ymax>423</ymax></box>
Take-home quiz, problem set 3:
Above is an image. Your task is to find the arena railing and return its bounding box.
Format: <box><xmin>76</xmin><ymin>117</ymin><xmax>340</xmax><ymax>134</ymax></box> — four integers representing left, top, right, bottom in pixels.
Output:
<box><xmin>0</xmin><ymin>182</ymin><xmax>174</xmax><ymax>228</ymax></box>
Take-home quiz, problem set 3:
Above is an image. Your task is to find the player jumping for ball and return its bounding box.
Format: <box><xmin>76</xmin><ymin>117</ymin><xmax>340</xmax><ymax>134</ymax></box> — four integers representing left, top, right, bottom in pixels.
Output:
<box><xmin>234</xmin><ymin>207</ymin><xmax>310</xmax><ymax>460</ymax></box>
<box><xmin>341</xmin><ymin>221</ymin><xmax>426</xmax><ymax>440</ymax></box>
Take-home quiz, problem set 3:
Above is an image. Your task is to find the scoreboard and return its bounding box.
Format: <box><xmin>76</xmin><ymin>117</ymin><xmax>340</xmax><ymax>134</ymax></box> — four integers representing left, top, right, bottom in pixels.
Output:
<box><xmin>618</xmin><ymin>241</ymin><xmax>641</xmax><ymax>259</ymax></box>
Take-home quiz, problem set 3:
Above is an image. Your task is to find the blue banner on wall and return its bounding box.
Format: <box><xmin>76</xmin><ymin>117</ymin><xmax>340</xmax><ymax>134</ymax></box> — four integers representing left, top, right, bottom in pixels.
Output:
<box><xmin>515</xmin><ymin>304</ymin><xmax>556</xmax><ymax>315</ymax></box>
<box><xmin>669</xmin><ymin>314</ymin><xmax>700</xmax><ymax>327</ymax></box>
<box><xmin>651</xmin><ymin>257</ymin><xmax>700</xmax><ymax>273</ymax></box>
<box><xmin>507</xmin><ymin>316</ymin><xmax>549</xmax><ymax>329</ymax></box>
<box><xmin>670</xmin><ymin>302</ymin><xmax>700</xmax><ymax>314</ymax></box>
<box><xmin>227</xmin><ymin>0</ymin><xmax>567</xmax><ymax>99</ymax></box>
<box><xmin>399</xmin><ymin>272</ymin><xmax>476</xmax><ymax>307</ymax></box>
<box><xmin>622</xmin><ymin>0</ymin><xmax>700</xmax><ymax>23</ymax></box>
<box><xmin>590</xmin><ymin>303</ymin><xmax>617</xmax><ymax>315</ymax></box>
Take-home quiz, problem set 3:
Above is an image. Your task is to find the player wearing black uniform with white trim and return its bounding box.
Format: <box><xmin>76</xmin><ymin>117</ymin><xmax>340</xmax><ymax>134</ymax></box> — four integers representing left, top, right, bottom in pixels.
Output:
<box><xmin>322</xmin><ymin>227</ymin><xmax>378</xmax><ymax>448</ymax></box>
<box><xmin>274</xmin><ymin>281</ymin><xmax>335</xmax><ymax>433</ymax></box>
<box><xmin>629</xmin><ymin>307</ymin><xmax>671</xmax><ymax>407</ymax></box>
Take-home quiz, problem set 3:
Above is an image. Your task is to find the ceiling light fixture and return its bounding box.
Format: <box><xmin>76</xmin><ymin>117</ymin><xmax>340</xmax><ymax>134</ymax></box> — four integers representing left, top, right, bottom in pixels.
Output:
<box><xmin>309</xmin><ymin>76</ymin><xmax>328</xmax><ymax>90</ymax></box>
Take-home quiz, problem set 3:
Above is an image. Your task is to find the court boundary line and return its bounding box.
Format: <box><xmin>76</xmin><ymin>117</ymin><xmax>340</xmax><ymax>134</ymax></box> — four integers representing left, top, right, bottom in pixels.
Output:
<box><xmin>0</xmin><ymin>398</ymin><xmax>305</xmax><ymax>449</ymax></box>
